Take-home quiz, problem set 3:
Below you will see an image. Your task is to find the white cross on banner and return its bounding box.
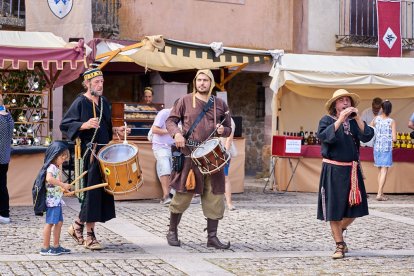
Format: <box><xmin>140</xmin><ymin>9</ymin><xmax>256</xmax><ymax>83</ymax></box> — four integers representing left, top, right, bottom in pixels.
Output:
<box><xmin>377</xmin><ymin>0</ymin><xmax>402</xmax><ymax>57</ymax></box>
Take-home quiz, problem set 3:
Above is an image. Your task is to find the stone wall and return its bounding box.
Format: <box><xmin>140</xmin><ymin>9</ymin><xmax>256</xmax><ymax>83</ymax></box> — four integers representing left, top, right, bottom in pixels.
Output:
<box><xmin>227</xmin><ymin>72</ymin><xmax>269</xmax><ymax>175</ymax></box>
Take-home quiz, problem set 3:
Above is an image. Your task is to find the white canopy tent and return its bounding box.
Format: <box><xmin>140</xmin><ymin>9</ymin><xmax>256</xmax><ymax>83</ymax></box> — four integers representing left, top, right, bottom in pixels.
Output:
<box><xmin>269</xmin><ymin>54</ymin><xmax>414</xmax><ymax>134</ymax></box>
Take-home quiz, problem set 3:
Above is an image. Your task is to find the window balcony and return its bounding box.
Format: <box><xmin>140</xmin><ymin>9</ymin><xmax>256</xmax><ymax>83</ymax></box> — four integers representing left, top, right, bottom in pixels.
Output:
<box><xmin>92</xmin><ymin>0</ymin><xmax>120</xmax><ymax>38</ymax></box>
<box><xmin>0</xmin><ymin>0</ymin><xmax>25</xmax><ymax>29</ymax></box>
<box><xmin>0</xmin><ymin>0</ymin><xmax>120</xmax><ymax>38</ymax></box>
<box><xmin>336</xmin><ymin>0</ymin><xmax>414</xmax><ymax>50</ymax></box>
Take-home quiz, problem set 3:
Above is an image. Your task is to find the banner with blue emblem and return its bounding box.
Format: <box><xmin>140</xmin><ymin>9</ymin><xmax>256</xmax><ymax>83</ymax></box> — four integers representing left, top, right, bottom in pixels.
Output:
<box><xmin>47</xmin><ymin>0</ymin><xmax>73</xmax><ymax>19</ymax></box>
<box><xmin>26</xmin><ymin>0</ymin><xmax>93</xmax><ymax>42</ymax></box>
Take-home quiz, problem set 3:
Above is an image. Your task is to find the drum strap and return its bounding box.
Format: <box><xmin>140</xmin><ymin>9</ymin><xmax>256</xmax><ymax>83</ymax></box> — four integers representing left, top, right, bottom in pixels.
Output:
<box><xmin>184</xmin><ymin>96</ymin><xmax>214</xmax><ymax>140</ymax></box>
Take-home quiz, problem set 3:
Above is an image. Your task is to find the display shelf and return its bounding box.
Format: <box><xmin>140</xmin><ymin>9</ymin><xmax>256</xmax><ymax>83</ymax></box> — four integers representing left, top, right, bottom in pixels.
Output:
<box><xmin>8</xmin><ymin>107</ymin><xmax>48</xmax><ymax>110</ymax></box>
<box><xmin>2</xmin><ymin>91</ymin><xmax>49</xmax><ymax>146</ymax></box>
<box><xmin>112</xmin><ymin>102</ymin><xmax>164</xmax><ymax>140</ymax></box>
<box><xmin>14</xmin><ymin>122</ymin><xmax>47</xmax><ymax>124</ymax></box>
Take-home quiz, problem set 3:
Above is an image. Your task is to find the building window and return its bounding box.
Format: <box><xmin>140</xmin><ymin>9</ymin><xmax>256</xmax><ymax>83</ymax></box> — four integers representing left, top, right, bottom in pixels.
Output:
<box><xmin>349</xmin><ymin>0</ymin><xmax>377</xmax><ymax>37</ymax></box>
<box><xmin>255</xmin><ymin>83</ymin><xmax>265</xmax><ymax>120</ymax></box>
<box><xmin>337</xmin><ymin>0</ymin><xmax>414</xmax><ymax>50</ymax></box>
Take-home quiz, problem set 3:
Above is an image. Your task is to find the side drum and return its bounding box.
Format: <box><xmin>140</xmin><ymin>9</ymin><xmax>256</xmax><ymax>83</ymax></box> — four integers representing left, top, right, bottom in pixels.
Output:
<box><xmin>191</xmin><ymin>138</ymin><xmax>230</xmax><ymax>175</ymax></box>
<box><xmin>97</xmin><ymin>142</ymin><xmax>143</xmax><ymax>195</ymax></box>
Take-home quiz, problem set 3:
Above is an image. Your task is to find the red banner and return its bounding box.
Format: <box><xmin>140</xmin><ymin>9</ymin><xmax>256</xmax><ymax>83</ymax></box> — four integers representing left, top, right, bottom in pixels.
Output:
<box><xmin>377</xmin><ymin>0</ymin><xmax>402</xmax><ymax>57</ymax></box>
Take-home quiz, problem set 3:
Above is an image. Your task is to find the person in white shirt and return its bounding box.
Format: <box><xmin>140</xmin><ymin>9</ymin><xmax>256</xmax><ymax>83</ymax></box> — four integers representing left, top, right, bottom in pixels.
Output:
<box><xmin>361</xmin><ymin>97</ymin><xmax>382</xmax><ymax>125</ymax></box>
<box><xmin>361</xmin><ymin>97</ymin><xmax>382</xmax><ymax>147</ymax></box>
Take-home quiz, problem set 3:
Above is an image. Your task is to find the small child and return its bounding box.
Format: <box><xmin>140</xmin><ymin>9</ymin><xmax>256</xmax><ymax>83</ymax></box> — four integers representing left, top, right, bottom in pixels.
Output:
<box><xmin>35</xmin><ymin>141</ymin><xmax>72</xmax><ymax>256</ymax></box>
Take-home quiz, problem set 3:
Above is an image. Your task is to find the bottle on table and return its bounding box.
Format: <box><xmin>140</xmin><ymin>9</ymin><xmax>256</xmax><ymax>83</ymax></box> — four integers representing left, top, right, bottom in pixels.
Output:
<box><xmin>299</xmin><ymin>126</ymin><xmax>305</xmax><ymax>145</ymax></box>
<box><xmin>307</xmin><ymin>131</ymin><xmax>314</xmax><ymax>145</ymax></box>
<box><xmin>304</xmin><ymin>131</ymin><xmax>309</xmax><ymax>145</ymax></box>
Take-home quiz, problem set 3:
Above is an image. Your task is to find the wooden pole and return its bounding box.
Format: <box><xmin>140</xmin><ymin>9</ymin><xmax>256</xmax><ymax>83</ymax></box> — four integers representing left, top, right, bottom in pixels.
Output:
<box><xmin>96</xmin><ymin>41</ymin><xmax>145</xmax><ymax>69</ymax></box>
<box><xmin>93</xmin><ymin>101</ymin><xmax>97</xmax><ymax>118</ymax></box>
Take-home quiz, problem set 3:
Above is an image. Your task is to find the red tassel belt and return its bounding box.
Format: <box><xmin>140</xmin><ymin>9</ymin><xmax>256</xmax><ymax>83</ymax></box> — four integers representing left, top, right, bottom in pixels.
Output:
<box><xmin>322</xmin><ymin>158</ymin><xmax>362</xmax><ymax>207</ymax></box>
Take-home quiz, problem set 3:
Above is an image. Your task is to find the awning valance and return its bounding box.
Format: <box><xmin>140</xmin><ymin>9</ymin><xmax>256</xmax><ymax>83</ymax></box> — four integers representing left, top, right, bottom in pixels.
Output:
<box><xmin>270</xmin><ymin>53</ymin><xmax>414</xmax><ymax>99</ymax></box>
<box><xmin>94</xmin><ymin>35</ymin><xmax>281</xmax><ymax>72</ymax></box>
<box><xmin>0</xmin><ymin>31</ymin><xmax>86</xmax><ymax>87</ymax></box>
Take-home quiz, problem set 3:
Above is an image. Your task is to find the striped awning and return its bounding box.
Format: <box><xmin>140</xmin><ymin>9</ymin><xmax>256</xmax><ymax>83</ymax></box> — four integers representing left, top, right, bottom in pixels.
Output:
<box><xmin>95</xmin><ymin>35</ymin><xmax>282</xmax><ymax>72</ymax></box>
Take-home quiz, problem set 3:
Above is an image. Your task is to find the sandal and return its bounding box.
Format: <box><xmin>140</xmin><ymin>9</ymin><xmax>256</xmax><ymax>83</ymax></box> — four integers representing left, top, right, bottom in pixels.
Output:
<box><xmin>227</xmin><ymin>205</ymin><xmax>236</xmax><ymax>211</ymax></box>
<box><xmin>68</xmin><ymin>221</ymin><xmax>85</xmax><ymax>245</ymax></box>
<box><xmin>332</xmin><ymin>242</ymin><xmax>346</xmax><ymax>259</ymax></box>
<box><xmin>342</xmin><ymin>228</ymin><xmax>349</xmax><ymax>253</ymax></box>
<box><xmin>84</xmin><ymin>229</ymin><xmax>103</xmax><ymax>250</ymax></box>
<box><xmin>376</xmin><ymin>195</ymin><xmax>389</xmax><ymax>201</ymax></box>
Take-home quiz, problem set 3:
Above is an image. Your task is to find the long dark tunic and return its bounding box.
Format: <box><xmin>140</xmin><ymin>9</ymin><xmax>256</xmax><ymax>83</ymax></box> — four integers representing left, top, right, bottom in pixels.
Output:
<box><xmin>166</xmin><ymin>94</ymin><xmax>232</xmax><ymax>194</ymax></box>
<box><xmin>60</xmin><ymin>94</ymin><xmax>115</xmax><ymax>223</ymax></box>
<box><xmin>317</xmin><ymin>115</ymin><xmax>374</xmax><ymax>221</ymax></box>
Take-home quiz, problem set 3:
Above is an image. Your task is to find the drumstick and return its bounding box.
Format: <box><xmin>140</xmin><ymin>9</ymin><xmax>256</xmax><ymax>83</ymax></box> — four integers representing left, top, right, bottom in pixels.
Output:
<box><xmin>59</xmin><ymin>171</ymin><xmax>89</xmax><ymax>192</ymax></box>
<box><xmin>204</xmin><ymin>111</ymin><xmax>230</xmax><ymax>142</ymax></box>
<box><xmin>123</xmin><ymin>121</ymin><xmax>128</xmax><ymax>144</ymax></box>
<box><xmin>64</xmin><ymin>183</ymin><xmax>108</xmax><ymax>196</ymax></box>
<box><xmin>69</xmin><ymin>171</ymin><xmax>88</xmax><ymax>186</ymax></box>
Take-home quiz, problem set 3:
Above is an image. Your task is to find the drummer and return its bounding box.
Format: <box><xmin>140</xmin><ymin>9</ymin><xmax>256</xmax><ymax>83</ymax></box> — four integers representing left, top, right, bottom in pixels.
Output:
<box><xmin>60</xmin><ymin>67</ymin><xmax>131</xmax><ymax>250</ymax></box>
<box><xmin>165</xmin><ymin>69</ymin><xmax>232</xmax><ymax>249</ymax></box>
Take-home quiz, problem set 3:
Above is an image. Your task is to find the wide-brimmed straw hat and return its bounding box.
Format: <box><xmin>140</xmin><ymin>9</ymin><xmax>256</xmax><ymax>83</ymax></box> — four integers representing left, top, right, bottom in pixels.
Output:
<box><xmin>325</xmin><ymin>89</ymin><xmax>360</xmax><ymax>111</ymax></box>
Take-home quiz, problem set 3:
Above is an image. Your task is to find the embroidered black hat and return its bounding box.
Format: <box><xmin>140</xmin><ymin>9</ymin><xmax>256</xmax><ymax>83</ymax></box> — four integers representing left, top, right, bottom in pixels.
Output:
<box><xmin>82</xmin><ymin>68</ymin><xmax>103</xmax><ymax>81</ymax></box>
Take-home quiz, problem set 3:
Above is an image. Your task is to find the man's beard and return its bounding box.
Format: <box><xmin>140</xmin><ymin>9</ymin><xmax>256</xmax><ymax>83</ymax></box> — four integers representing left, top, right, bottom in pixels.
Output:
<box><xmin>91</xmin><ymin>88</ymin><xmax>103</xmax><ymax>96</ymax></box>
<box><xmin>196</xmin><ymin>88</ymin><xmax>209</xmax><ymax>94</ymax></box>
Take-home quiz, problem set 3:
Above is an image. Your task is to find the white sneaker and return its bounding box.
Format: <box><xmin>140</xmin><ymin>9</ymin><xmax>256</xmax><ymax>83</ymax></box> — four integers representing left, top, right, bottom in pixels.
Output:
<box><xmin>0</xmin><ymin>216</ymin><xmax>10</xmax><ymax>224</ymax></box>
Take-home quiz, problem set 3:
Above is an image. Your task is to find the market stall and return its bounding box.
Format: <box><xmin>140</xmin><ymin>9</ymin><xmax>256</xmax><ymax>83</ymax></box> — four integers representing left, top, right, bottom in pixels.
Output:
<box><xmin>92</xmin><ymin>35</ymin><xmax>279</xmax><ymax>200</ymax></box>
<box><xmin>0</xmin><ymin>31</ymin><xmax>86</xmax><ymax>206</ymax></box>
<box><xmin>269</xmin><ymin>54</ymin><xmax>414</xmax><ymax>193</ymax></box>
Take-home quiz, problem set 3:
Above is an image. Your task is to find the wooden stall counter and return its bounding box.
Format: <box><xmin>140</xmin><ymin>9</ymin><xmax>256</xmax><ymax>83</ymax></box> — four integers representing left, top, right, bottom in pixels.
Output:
<box><xmin>8</xmin><ymin>139</ymin><xmax>246</xmax><ymax>205</ymax></box>
<box><xmin>275</xmin><ymin>145</ymin><xmax>414</xmax><ymax>194</ymax></box>
<box><xmin>114</xmin><ymin>138</ymin><xmax>246</xmax><ymax>201</ymax></box>
<box><xmin>9</xmin><ymin>146</ymin><xmax>47</xmax><ymax>206</ymax></box>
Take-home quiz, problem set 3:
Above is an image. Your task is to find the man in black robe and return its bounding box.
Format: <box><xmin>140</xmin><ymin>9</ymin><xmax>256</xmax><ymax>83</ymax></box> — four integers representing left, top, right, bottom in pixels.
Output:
<box><xmin>317</xmin><ymin>89</ymin><xmax>374</xmax><ymax>259</ymax></box>
<box><xmin>60</xmin><ymin>68</ymin><xmax>130</xmax><ymax>250</ymax></box>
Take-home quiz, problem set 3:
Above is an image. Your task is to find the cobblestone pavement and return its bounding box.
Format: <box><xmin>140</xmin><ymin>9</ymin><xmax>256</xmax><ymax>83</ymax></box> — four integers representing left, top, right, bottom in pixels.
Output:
<box><xmin>0</xmin><ymin>177</ymin><xmax>413</xmax><ymax>275</ymax></box>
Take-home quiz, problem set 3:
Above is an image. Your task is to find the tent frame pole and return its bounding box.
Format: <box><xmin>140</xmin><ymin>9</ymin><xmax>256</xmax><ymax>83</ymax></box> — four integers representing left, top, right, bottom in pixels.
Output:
<box><xmin>216</xmin><ymin>63</ymin><xmax>248</xmax><ymax>91</ymax></box>
<box><xmin>96</xmin><ymin>41</ymin><xmax>145</xmax><ymax>69</ymax></box>
<box><xmin>38</xmin><ymin>66</ymin><xmax>62</xmax><ymax>138</ymax></box>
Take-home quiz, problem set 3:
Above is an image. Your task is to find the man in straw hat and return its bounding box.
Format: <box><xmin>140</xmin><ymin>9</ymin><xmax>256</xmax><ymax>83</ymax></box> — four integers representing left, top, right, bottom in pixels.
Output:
<box><xmin>165</xmin><ymin>69</ymin><xmax>232</xmax><ymax>249</ymax></box>
<box><xmin>316</xmin><ymin>89</ymin><xmax>374</xmax><ymax>259</ymax></box>
<box><xmin>60</xmin><ymin>67</ymin><xmax>131</xmax><ymax>250</ymax></box>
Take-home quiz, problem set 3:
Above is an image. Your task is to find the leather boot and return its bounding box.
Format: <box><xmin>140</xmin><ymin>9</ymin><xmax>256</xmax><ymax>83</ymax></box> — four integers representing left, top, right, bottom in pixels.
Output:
<box><xmin>206</xmin><ymin>218</ymin><xmax>230</xmax><ymax>249</ymax></box>
<box><xmin>166</xmin><ymin>212</ymin><xmax>182</xmax><ymax>246</ymax></box>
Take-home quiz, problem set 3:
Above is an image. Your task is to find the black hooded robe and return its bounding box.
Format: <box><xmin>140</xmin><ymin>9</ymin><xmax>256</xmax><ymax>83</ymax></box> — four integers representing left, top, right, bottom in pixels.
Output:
<box><xmin>60</xmin><ymin>94</ymin><xmax>115</xmax><ymax>223</ymax></box>
<box><xmin>316</xmin><ymin>115</ymin><xmax>374</xmax><ymax>221</ymax></box>
<box><xmin>33</xmin><ymin>141</ymin><xmax>69</xmax><ymax>216</ymax></box>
